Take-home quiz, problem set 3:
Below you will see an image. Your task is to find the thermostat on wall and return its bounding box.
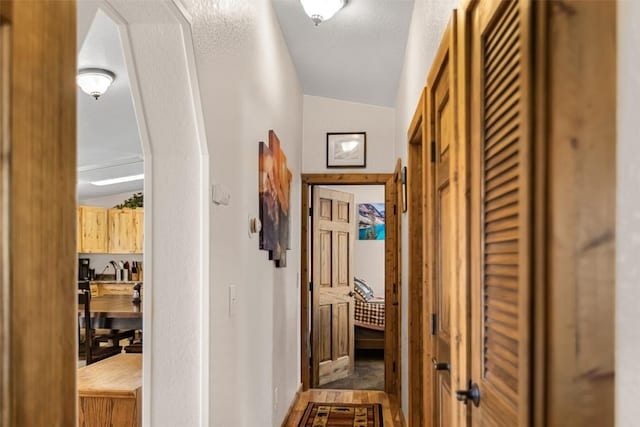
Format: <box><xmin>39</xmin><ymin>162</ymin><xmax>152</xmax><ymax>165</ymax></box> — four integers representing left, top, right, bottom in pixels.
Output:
<box><xmin>212</xmin><ymin>184</ymin><xmax>231</xmax><ymax>206</ymax></box>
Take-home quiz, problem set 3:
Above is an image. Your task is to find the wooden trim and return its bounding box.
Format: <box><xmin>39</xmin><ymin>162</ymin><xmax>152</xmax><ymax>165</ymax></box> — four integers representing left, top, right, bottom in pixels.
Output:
<box><xmin>385</xmin><ymin>160</ymin><xmax>403</xmax><ymax>399</ymax></box>
<box><xmin>408</xmin><ymin>90</ymin><xmax>425</xmax><ymax>142</ymax></box>
<box><xmin>300</xmin><ymin>170</ymin><xmax>399</xmax><ymax>397</ymax></box>
<box><xmin>300</xmin><ymin>182</ymin><xmax>310</xmax><ymax>390</ymax></box>
<box><xmin>532</xmin><ymin>2</ymin><xmax>548</xmax><ymax>426</ymax></box>
<box><xmin>1</xmin><ymin>1</ymin><xmax>77</xmax><ymax>425</ymax></box>
<box><xmin>452</xmin><ymin>6</ymin><xmax>471</xmax><ymax>427</ymax></box>
<box><xmin>407</xmin><ymin>88</ymin><xmax>427</xmax><ymax>427</ymax></box>
<box><xmin>280</xmin><ymin>383</ymin><xmax>303</xmax><ymax>427</ymax></box>
<box><xmin>302</xmin><ymin>174</ymin><xmax>391</xmax><ymax>185</ymax></box>
<box><xmin>543</xmin><ymin>2</ymin><xmax>616</xmax><ymax>425</ymax></box>
<box><xmin>0</xmin><ymin>15</ymin><xmax>9</xmax><ymax>427</ymax></box>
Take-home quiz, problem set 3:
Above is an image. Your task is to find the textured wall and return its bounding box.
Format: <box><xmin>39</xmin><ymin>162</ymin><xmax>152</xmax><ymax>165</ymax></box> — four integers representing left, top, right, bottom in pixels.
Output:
<box><xmin>302</xmin><ymin>95</ymin><xmax>396</xmax><ymax>174</ymax></box>
<box><xmin>178</xmin><ymin>0</ymin><xmax>304</xmax><ymax>425</ymax></box>
<box><xmin>617</xmin><ymin>1</ymin><xmax>640</xmax><ymax>425</ymax></box>
<box><xmin>101</xmin><ymin>1</ymin><xmax>207</xmax><ymax>424</ymax></box>
<box><xmin>393</xmin><ymin>0</ymin><xmax>458</xmax><ymax>414</ymax></box>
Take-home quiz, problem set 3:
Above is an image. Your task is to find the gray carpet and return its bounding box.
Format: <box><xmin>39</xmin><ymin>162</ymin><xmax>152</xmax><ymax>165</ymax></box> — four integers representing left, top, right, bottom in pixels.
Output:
<box><xmin>320</xmin><ymin>350</ymin><xmax>384</xmax><ymax>390</ymax></box>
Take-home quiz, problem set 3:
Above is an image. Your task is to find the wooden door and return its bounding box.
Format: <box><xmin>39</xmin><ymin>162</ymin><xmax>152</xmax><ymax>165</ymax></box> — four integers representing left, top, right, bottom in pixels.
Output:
<box><xmin>0</xmin><ymin>1</ymin><xmax>77</xmax><ymax>424</ymax></box>
<box><xmin>465</xmin><ymin>0</ymin><xmax>531</xmax><ymax>424</ymax></box>
<box><xmin>427</xmin><ymin>19</ymin><xmax>456</xmax><ymax>427</ymax></box>
<box><xmin>311</xmin><ymin>187</ymin><xmax>356</xmax><ymax>386</ymax></box>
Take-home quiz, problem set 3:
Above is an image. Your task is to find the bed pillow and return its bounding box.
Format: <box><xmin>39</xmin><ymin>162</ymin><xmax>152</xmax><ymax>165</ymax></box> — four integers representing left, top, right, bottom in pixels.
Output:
<box><xmin>354</xmin><ymin>277</ymin><xmax>374</xmax><ymax>302</ymax></box>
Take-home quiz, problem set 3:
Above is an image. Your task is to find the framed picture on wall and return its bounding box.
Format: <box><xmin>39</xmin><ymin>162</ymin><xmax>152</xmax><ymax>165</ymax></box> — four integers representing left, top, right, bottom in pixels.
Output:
<box><xmin>326</xmin><ymin>132</ymin><xmax>367</xmax><ymax>168</ymax></box>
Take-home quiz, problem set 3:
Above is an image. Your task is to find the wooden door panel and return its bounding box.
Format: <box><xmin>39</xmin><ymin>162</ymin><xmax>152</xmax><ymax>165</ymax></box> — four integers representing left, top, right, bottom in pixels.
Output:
<box><xmin>336</xmin><ymin>232</ymin><xmax>349</xmax><ymax>286</ymax></box>
<box><xmin>335</xmin><ymin>303</ymin><xmax>349</xmax><ymax>357</ymax></box>
<box><xmin>319</xmin><ymin>198</ymin><xmax>331</xmax><ymax>219</ymax></box>
<box><xmin>320</xmin><ymin>231</ymin><xmax>331</xmax><ymax>286</ymax></box>
<box><xmin>438</xmin><ymin>185</ymin><xmax>452</xmax><ymax>338</ymax></box>
<box><xmin>429</xmin><ymin>38</ymin><xmax>454</xmax><ymax>427</ymax></box>
<box><xmin>312</xmin><ymin>187</ymin><xmax>356</xmax><ymax>386</ymax></box>
<box><xmin>468</xmin><ymin>0</ymin><xmax>531</xmax><ymax>424</ymax></box>
<box><xmin>439</xmin><ymin>378</ymin><xmax>452</xmax><ymax>427</ymax></box>
<box><xmin>319</xmin><ymin>306</ymin><xmax>332</xmax><ymax>362</ymax></box>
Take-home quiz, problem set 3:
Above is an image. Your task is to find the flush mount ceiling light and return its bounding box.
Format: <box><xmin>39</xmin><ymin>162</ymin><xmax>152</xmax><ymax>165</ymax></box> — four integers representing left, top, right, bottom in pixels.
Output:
<box><xmin>90</xmin><ymin>174</ymin><xmax>144</xmax><ymax>187</ymax></box>
<box><xmin>300</xmin><ymin>0</ymin><xmax>346</xmax><ymax>26</ymax></box>
<box><xmin>76</xmin><ymin>68</ymin><xmax>116</xmax><ymax>100</ymax></box>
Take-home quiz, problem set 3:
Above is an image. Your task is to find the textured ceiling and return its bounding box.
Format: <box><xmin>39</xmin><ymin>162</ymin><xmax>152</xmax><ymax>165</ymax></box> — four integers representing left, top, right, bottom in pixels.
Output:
<box><xmin>272</xmin><ymin>0</ymin><xmax>414</xmax><ymax>107</ymax></box>
<box><xmin>76</xmin><ymin>8</ymin><xmax>144</xmax><ymax>201</ymax></box>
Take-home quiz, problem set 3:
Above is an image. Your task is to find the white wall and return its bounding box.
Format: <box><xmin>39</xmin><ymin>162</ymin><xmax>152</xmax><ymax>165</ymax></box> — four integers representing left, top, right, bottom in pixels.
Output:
<box><xmin>302</xmin><ymin>95</ymin><xmax>395</xmax><ymax>174</ymax></box>
<box><xmin>79</xmin><ymin>190</ymin><xmax>142</xmax><ymax>208</ymax></box>
<box><xmin>177</xmin><ymin>1</ymin><xmax>303</xmax><ymax>426</ymax></box>
<box><xmin>617</xmin><ymin>2</ymin><xmax>640</xmax><ymax>425</ymax></box>
<box><xmin>323</xmin><ymin>185</ymin><xmax>386</xmax><ymax>297</ymax></box>
<box><xmin>393</xmin><ymin>0</ymin><xmax>457</xmax><ymax>414</ymax></box>
<box><xmin>88</xmin><ymin>2</ymin><xmax>208</xmax><ymax>425</ymax></box>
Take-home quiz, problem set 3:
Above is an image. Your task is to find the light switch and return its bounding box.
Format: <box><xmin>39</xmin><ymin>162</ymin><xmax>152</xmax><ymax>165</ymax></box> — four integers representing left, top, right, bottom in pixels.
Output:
<box><xmin>228</xmin><ymin>284</ymin><xmax>237</xmax><ymax>317</ymax></box>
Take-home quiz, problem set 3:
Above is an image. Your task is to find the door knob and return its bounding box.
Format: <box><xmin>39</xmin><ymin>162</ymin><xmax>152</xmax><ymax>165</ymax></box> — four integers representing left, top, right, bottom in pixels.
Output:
<box><xmin>348</xmin><ymin>291</ymin><xmax>355</xmax><ymax>297</ymax></box>
<box><xmin>455</xmin><ymin>382</ymin><xmax>480</xmax><ymax>407</ymax></box>
<box><xmin>431</xmin><ymin>357</ymin><xmax>450</xmax><ymax>372</ymax></box>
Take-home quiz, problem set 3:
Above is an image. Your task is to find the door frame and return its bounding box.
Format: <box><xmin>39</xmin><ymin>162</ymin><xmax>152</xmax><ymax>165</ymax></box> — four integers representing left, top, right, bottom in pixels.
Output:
<box><xmin>300</xmin><ymin>171</ymin><xmax>402</xmax><ymax>399</ymax></box>
<box><xmin>407</xmin><ymin>87</ymin><xmax>428</xmax><ymax>427</ymax></box>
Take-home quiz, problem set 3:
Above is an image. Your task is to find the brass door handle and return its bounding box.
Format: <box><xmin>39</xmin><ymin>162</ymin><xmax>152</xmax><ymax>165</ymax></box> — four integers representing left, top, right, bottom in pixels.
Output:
<box><xmin>348</xmin><ymin>291</ymin><xmax>355</xmax><ymax>298</ymax></box>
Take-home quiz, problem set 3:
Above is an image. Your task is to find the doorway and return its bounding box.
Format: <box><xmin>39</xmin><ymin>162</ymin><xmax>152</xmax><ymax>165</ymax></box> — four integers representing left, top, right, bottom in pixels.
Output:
<box><xmin>300</xmin><ymin>169</ymin><xmax>402</xmax><ymax>399</ymax></box>
<box><xmin>314</xmin><ymin>184</ymin><xmax>386</xmax><ymax>391</ymax></box>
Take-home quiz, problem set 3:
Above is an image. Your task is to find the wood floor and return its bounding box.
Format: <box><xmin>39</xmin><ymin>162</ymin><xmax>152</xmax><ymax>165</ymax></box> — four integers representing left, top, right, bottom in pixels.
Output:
<box><xmin>283</xmin><ymin>389</ymin><xmax>404</xmax><ymax>427</ymax></box>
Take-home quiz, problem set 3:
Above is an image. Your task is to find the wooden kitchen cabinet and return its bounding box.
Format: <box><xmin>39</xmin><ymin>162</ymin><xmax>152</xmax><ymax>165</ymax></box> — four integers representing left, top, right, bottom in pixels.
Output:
<box><xmin>77</xmin><ymin>206</ymin><xmax>108</xmax><ymax>253</ymax></box>
<box><xmin>77</xmin><ymin>206</ymin><xmax>143</xmax><ymax>254</ymax></box>
<box><xmin>107</xmin><ymin>208</ymin><xmax>144</xmax><ymax>254</ymax></box>
<box><xmin>133</xmin><ymin>208</ymin><xmax>144</xmax><ymax>253</ymax></box>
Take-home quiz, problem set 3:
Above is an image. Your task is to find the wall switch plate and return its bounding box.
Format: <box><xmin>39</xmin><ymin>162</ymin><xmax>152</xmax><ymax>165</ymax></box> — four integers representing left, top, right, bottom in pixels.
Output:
<box><xmin>212</xmin><ymin>184</ymin><xmax>231</xmax><ymax>206</ymax></box>
<box><xmin>228</xmin><ymin>284</ymin><xmax>237</xmax><ymax>317</ymax></box>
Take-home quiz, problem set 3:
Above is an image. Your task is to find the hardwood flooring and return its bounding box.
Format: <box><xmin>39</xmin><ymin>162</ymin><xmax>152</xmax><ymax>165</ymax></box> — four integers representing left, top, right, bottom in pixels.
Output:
<box><xmin>283</xmin><ymin>389</ymin><xmax>404</xmax><ymax>427</ymax></box>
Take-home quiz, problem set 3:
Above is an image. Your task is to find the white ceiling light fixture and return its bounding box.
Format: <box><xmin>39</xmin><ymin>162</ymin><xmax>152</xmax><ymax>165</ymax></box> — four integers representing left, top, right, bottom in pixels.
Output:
<box><xmin>90</xmin><ymin>174</ymin><xmax>144</xmax><ymax>187</ymax></box>
<box><xmin>76</xmin><ymin>68</ymin><xmax>116</xmax><ymax>100</ymax></box>
<box><xmin>300</xmin><ymin>0</ymin><xmax>346</xmax><ymax>26</ymax></box>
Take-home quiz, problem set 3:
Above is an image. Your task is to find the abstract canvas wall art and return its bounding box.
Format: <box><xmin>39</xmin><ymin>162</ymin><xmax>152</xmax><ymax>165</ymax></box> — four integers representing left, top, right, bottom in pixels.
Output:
<box><xmin>259</xmin><ymin>130</ymin><xmax>292</xmax><ymax>267</ymax></box>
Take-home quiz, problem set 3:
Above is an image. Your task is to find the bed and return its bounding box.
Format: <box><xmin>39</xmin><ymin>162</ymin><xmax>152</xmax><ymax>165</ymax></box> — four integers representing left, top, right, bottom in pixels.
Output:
<box><xmin>353</xmin><ymin>278</ymin><xmax>385</xmax><ymax>350</ymax></box>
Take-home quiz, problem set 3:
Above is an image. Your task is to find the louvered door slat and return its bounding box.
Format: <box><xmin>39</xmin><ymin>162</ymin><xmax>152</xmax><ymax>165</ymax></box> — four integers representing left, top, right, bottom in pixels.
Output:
<box><xmin>484</xmin><ymin>0</ymin><xmax>519</xmax><ymax>52</ymax></box>
<box><xmin>467</xmin><ymin>0</ymin><xmax>531</xmax><ymax>423</ymax></box>
<box><xmin>485</xmin><ymin>74</ymin><xmax>520</xmax><ymax>119</ymax></box>
<box><xmin>485</xmin><ymin>102</ymin><xmax>520</xmax><ymax>139</ymax></box>
<box><xmin>469</xmin><ymin>0</ymin><xmax>531</xmax><ymax>423</ymax></box>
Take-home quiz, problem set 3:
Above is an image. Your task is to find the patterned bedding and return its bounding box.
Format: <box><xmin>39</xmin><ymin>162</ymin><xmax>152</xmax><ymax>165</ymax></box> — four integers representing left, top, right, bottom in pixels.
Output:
<box><xmin>354</xmin><ymin>297</ymin><xmax>385</xmax><ymax>331</ymax></box>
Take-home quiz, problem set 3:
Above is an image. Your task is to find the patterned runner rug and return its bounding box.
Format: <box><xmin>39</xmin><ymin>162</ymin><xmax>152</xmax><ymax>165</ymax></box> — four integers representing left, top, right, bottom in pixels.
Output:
<box><xmin>297</xmin><ymin>402</ymin><xmax>383</xmax><ymax>427</ymax></box>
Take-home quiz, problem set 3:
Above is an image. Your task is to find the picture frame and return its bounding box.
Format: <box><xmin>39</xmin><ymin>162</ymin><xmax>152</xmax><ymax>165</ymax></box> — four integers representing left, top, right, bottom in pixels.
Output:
<box><xmin>326</xmin><ymin>132</ymin><xmax>367</xmax><ymax>168</ymax></box>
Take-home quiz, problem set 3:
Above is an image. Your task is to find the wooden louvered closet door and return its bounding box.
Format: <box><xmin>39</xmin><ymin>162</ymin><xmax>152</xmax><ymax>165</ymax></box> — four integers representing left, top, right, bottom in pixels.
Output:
<box><xmin>467</xmin><ymin>0</ymin><xmax>531</xmax><ymax>425</ymax></box>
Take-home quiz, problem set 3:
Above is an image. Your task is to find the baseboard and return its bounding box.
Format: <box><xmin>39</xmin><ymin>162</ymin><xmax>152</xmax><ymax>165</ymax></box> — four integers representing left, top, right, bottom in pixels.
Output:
<box><xmin>280</xmin><ymin>383</ymin><xmax>303</xmax><ymax>427</ymax></box>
